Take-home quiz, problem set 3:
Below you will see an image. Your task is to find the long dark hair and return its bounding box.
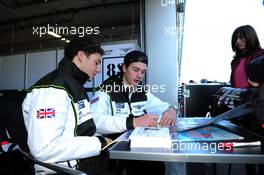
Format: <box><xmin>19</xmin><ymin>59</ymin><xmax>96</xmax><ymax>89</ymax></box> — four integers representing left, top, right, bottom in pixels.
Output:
<box><xmin>231</xmin><ymin>25</ymin><xmax>261</xmax><ymax>58</ymax></box>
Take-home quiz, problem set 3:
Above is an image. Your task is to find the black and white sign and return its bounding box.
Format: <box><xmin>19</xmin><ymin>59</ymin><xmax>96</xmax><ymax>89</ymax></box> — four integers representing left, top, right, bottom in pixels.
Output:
<box><xmin>102</xmin><ymin>57</ymin><xmax>123</xmax><ymax>82</ymax></box>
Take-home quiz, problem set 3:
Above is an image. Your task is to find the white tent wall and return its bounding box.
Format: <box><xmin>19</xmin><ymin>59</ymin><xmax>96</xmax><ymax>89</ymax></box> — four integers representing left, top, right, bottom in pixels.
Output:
<box><xmin>145</xmin><ymin>0</ymin><xmax>178</xmax><ymax>106</ymax></box>
<box><xmin>0</xmin><ymin>54</ymin><xmax>26</xmax><ymax>90</ymax></box>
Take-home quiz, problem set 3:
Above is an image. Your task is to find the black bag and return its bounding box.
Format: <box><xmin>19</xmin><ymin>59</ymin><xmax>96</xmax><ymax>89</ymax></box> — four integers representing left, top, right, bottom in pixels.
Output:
<box><xmin>210</xmin><ymin>87</ymin><xmax>264</xmax><ymax>135</ymax></box>
<box><xmin>210</xmin><ymin>87</ymin><xmax>256</xmax><ymax>117</ymax></box>
<box><xmin>247</xmin><ymin>54</ymin><xmax>264</xmax><ymax>84</ymax></box>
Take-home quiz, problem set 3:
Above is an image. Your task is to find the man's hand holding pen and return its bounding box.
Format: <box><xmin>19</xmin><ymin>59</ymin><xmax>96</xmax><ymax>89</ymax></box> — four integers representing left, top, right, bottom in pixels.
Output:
<box><xmin>132</xmin><ymin>106</ymin><xmax>177</xmax><ymax>128</ymax></box>
<box><xmin>159</xmin><ymin>107</ymin><xmax>177</xmax><ymax>127</ymax></box>
<box><xmin>133</xmin><ymin>114</ymin><xmax>159</xmax><ymax>127</ymax></box>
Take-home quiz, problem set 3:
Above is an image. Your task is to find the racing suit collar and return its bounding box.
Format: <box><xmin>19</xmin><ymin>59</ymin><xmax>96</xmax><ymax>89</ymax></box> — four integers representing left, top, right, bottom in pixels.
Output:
<box><xmin>59</xmin><ymin>57</ymin><xmax>90</xmax><ymax>85</ymax></box>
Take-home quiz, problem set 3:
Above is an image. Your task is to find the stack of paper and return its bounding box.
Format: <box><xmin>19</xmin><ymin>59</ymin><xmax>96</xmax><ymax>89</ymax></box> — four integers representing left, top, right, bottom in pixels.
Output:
<box><xmin>129</xmin><ymin>127</ymin><xmax>171</xmax><ymax>149</ymax></box>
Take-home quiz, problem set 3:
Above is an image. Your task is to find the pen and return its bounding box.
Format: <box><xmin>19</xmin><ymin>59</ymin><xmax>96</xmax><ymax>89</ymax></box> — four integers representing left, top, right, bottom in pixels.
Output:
<box><xmin>221</xmin><ymin>141</ymin><xmax>261</xmax><ymax>147</ymax></box>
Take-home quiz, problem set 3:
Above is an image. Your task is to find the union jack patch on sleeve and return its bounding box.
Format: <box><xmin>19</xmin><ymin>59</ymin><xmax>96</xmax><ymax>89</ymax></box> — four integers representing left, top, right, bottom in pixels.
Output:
<box><xmin>37</xmin><ymin>108</ymin><xmax>55</xmax><ymax>119</ymax></box>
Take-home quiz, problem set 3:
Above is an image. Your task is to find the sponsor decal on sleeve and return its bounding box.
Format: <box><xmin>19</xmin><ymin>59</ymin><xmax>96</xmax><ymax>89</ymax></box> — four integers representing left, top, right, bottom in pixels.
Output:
<box><xmin>77</xmin><ymin>100</ymin><xmax>85</xmax><ymax>110</ymax></box>
<box><xmin>132</xmin><ymin>104</ymin><xmax>145</xmax><ymax>110</ymax></box>
<box><xmin>90</xmin><ymin>97</ymin><xmax>99</xmax><ymax>104</ymax></box>
<box><xmin>115</xmin><ymin>103</ymin><xmax>125</xmax><ymax>108</ymax></box>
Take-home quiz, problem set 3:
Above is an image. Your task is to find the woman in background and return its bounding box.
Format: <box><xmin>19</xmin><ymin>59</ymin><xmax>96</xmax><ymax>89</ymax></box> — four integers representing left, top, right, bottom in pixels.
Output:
<box><xmin>230</xmin><ymin>25</ymin><xmax>264</xmax><ymax>88</ymax></box>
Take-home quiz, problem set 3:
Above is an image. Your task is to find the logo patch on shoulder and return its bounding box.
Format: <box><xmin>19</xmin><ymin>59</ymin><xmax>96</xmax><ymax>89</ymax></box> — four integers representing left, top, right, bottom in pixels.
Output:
<box><xmin>115</xmin><ymin>103</ymin><xmax>125</xmax><ymax>108</ymax></box>
<box><xmin>132</xmin><ymin>104</ymin><xmax>145</xmax><ymax>110</ymax></box>
<box><xmin>37</xmin><ymin>108</ymin><xmax>55</xmax><ymax>119</ymax></box>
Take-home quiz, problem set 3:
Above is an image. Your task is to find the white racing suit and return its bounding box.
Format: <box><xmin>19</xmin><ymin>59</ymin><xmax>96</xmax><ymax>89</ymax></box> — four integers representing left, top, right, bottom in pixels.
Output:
<box><xmin>22</xmin><ymin>58</ymin><xmax>122</xmax><ymax>174</ymax></box>
<box><xmin>90</xmin><ymin>76</ymin><xmax>170</xmax><ymax>135</ymax></box>
<box><xmin>91</xmin><ymin>76</ymin><xmax>186</xmax><ymax>175</ymax></box>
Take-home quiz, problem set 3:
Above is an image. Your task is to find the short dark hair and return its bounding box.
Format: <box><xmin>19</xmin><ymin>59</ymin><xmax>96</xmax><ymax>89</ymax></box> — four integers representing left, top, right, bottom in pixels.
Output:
<box><xmin>64</xmin><ymin>37</ymin><xmax>104</xmax><ymax>60</ymax></box>
<box><xmin>123</xmin><ymin>50</ymin><xmax>148</xmax><ymax>67</ymax></box>
<box><xmin>247</xmin><ymin>55</ymin><xmax>264</xmax><ymax>84</ymax></box>
<box><xmin>231</xmin><ymin>25</ymin><xmax>261</xmax><ymax>58</ymax></box>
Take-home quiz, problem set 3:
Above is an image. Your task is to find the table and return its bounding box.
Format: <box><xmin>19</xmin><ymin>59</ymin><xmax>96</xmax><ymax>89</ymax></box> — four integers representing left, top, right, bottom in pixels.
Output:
<box><xmin>109</xmin><ymin>118</ymin><xmax>264</xmax><ymax>164</ymax></box>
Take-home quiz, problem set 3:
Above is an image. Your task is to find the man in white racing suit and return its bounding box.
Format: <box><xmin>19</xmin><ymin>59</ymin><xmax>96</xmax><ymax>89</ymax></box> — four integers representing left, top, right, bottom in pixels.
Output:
<box><xmin>22</xmin><ymin>37</ymin><xmax>117</xmax><ymax>175</ymax></box>
<box><xmin>91</xmin><ymin>50</ymin><xmax>178</xmax><ymax>175</ymax></box>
